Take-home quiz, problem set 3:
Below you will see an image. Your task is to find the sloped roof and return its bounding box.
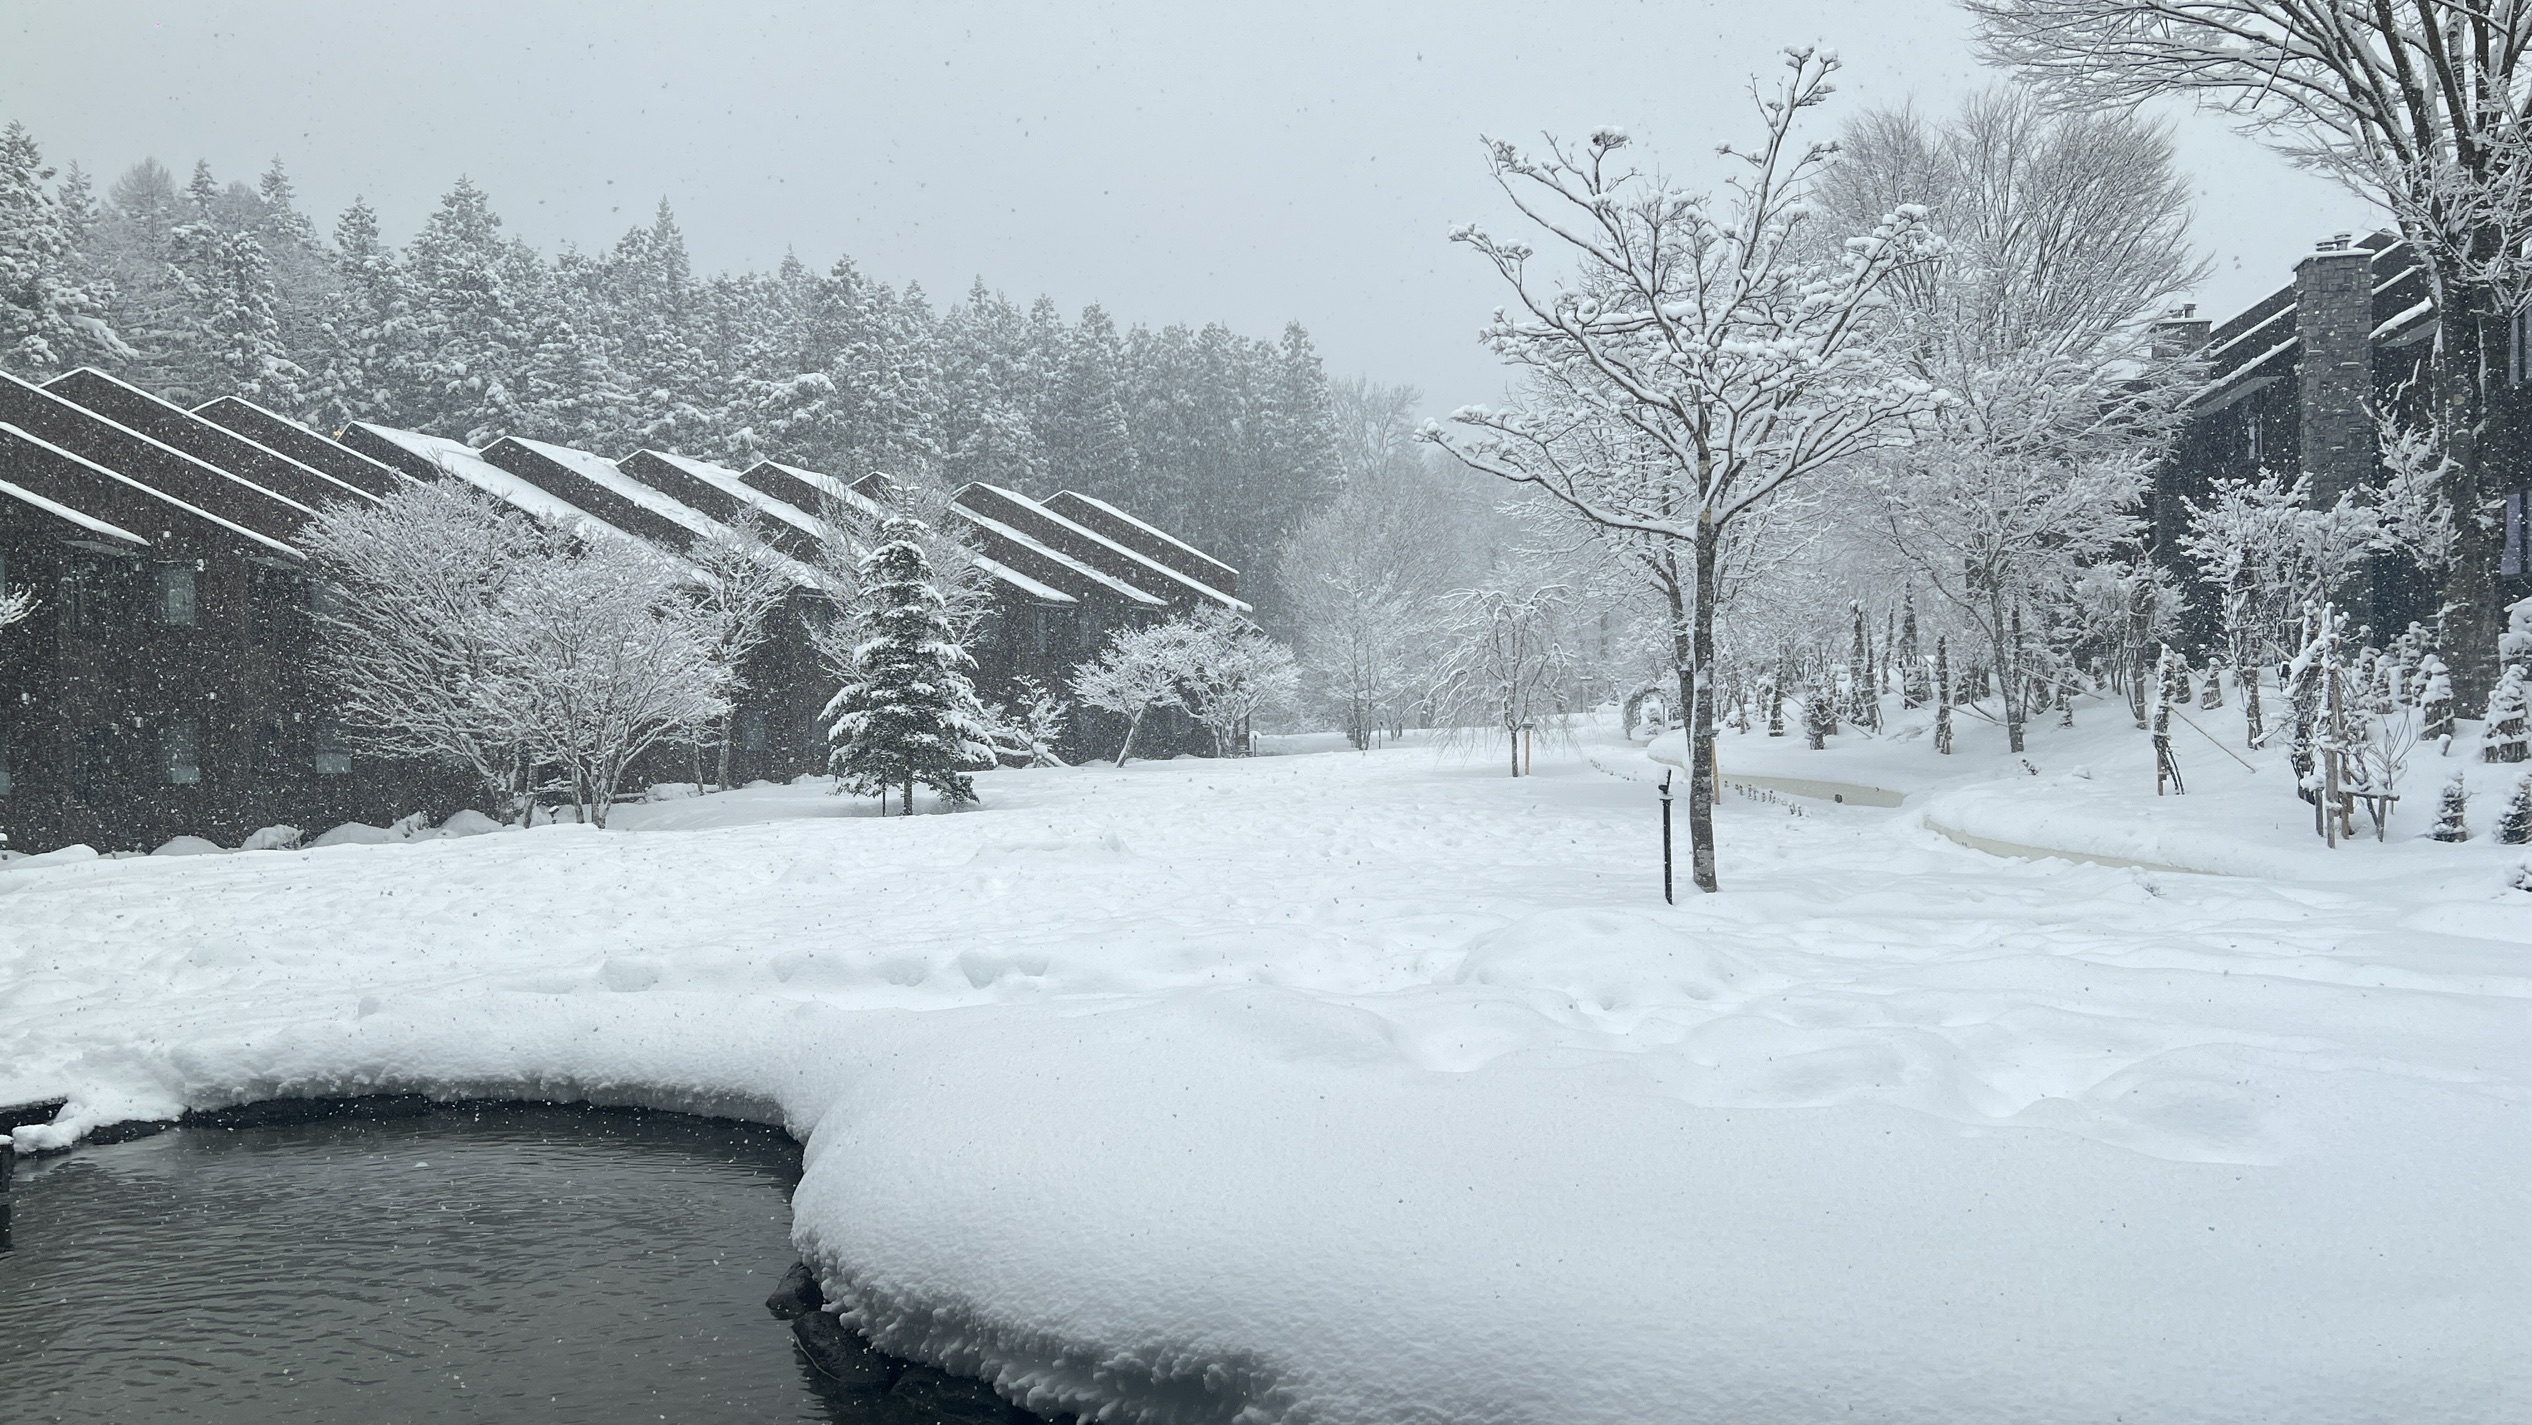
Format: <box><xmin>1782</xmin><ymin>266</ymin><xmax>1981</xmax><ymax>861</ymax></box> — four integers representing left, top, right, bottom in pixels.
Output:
<box><xmin>348</xmin><ymin>423</ymin><xmax>609</xmax><ymax>531</ymax></box>
<box><xmin>966</xmin><ymin>482</ymin><xmax>1247</xmax><ymax>613</ymax></box>
<box><xmin>44</xmin><ymin>367</ymin><xmax>381</xmax><ymax>510</ymax></box>
<box><xmin>0</xmin><ymin>421</ymin><xmax>299</xmax><ymax>559</ymax></box>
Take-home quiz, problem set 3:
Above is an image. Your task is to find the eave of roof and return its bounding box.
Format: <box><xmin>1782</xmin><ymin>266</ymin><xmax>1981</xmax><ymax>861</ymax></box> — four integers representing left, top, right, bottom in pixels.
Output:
<box><xmin>0</xmin><ymin>472</ymin><xmax>151</xmax><ymax>547</ymax></box>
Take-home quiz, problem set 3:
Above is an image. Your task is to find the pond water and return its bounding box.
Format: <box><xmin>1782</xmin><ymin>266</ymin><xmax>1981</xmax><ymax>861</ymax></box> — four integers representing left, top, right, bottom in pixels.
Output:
<box><xmin>0</xmin><ymin>1102</ymin><xmax>963</xmax><ymax>1424</ymax></box>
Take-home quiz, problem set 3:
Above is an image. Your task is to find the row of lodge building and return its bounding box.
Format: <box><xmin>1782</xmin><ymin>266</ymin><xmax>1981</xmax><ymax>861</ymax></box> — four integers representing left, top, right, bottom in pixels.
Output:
<box><xmin>2150</xmin><ymin>229</ymin><xmax>2532</xmax><ymax>650</ymax></box>
<box><xmin>0</xmin><ymin>365</ymin><xmax>1245</xmax><ymax>854</ymax></box>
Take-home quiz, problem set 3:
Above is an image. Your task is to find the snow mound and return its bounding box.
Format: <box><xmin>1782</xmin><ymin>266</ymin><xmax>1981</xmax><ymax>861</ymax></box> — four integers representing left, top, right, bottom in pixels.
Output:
<box><xmin>240</xmin><ymin>824</ymin><xmax>304</xmax><ymax>851</ymax></box>
<box><xmin>436</xmin><ymin>810</ymin><xmax>504</xmax><ymax>837</ymax></box>
<box><xmin>150</xmin><ymin>835</ymin><xmax>229</xmax><ymax>857</ymax></box>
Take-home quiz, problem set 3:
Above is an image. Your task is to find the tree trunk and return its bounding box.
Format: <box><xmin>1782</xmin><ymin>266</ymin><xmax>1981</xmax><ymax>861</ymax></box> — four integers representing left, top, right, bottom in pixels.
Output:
<box><xmin>715</xmin><ymin>709</ymin><xmax>735</xmax><ymax>792</ymax></box>
<box><xmin>1685</xmin><ymin>514</ymin><xmax>1721</xmax><ymax>893</ymax></box>
<box><xmin>2437</xmin><ymin>295</ymin><xmax>2514</xmax><ymax>705</ymax></box>
<box><xmin>1116</xmin><ymin>705</ymin><xmax>1147</xmax><ymax>767</ymax></box>
<box><xmin>902</xmin><ymin>777</ymin><xmax>913</xmax><ymax>815</ymax></box>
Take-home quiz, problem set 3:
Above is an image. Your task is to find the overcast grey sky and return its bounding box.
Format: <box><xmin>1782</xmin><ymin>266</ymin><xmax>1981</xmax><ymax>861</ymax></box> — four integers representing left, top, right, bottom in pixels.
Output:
<box><xmin>2</xmin><ymin>0</ymin><xmax>2374</xmax><ymax>413</ymax></box>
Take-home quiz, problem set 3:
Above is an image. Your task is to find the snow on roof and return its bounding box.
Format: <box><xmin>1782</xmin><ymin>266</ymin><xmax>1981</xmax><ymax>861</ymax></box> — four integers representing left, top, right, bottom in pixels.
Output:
<box><xmin>5</xmin><ymin>374</ymin><xmax>317</xmax><ymax>527</ymax></box>
<box><xmin>978</xmin><ymin>483</ymin><xmax>1249</xmax><ymax>613</ymax></box>
<box><xmin>2373</xmin><ymin>299</ymin><xmax>2435</xmax><ymax>343</ymax></box>
<box><xmin>52</xmin><ymin>367</ymin><xmax>380</xmax><ymax>508</ymax></box>
<box><xmin>507</xmin><ymin>437</ymin><xmax>726</xmax><ymax>544</ymax></box>
<box><xmin>971</xmin><ymin>553</ymin><xmax>1075</xmax><ymax>605</ymax></box>
<box><xmin>952</xmin><ymin>501</ymin><xmax>1167</xmax><ymax>606</ymax></box>
<box><xmin>0</xmin><ymin>422</ymin><xmax>299</xmax><ymax>559</ymax></box>
<box><xmin>638</xmin><ymin>449</ymin><xmax>833</xmax><ymax>542</ymax></box>
<box><xmin>1051</xmin><ymin>488</ymin><xmax>1238</xmax><ymax>576</ymax></box>
<box><xmin>352</xmin><ymin>424</ymin><xmax>609</xmax><ymax>530</ymax></box>
<box><xmin>0</xmin><ymin>471</ymin><xmax>150</xmax><ymax>547</ymax></box>
<box><xmin>766</xmin><ymin>461</ymin><xmax>885</xmax><ymax>521</ymax></box>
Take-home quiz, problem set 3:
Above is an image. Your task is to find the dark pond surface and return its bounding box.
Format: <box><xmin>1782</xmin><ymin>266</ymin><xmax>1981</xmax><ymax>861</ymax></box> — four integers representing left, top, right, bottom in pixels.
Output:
<box><xmin>0</xmin><ymin>1102</ymin><xmax>926</xmax><ymax>1423</ymax></box>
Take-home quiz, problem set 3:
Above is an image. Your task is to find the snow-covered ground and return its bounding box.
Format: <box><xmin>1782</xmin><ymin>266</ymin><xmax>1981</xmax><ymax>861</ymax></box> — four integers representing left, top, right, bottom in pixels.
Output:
<box><xmin>5</xmin><ymin>713</ymin><xmax>2529</xmax><ymax>1423</ymax></box>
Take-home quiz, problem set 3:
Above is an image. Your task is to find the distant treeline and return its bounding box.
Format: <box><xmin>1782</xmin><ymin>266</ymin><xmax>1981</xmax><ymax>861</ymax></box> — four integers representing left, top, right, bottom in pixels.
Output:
<box><xmin>0</xmin><ymin>123</ymin><xmax>1339</xmax><ymax>581</ymax></box>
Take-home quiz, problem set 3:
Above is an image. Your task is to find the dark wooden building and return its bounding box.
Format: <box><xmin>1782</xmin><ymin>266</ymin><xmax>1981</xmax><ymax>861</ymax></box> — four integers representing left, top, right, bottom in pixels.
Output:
<box><xmin>0</xmin><ymin>389</ymin><xmax>464</xmax><ymax>854</ymax></box>
<box><xmin>2</xmin><ymin>386</ymin><xmax>1247</xmax><ymax>850</ymax></box>
<box><xmin>2153</xmin><ymin>231</ymin><xmax>2473</xmax><ymax>646</ymax></box>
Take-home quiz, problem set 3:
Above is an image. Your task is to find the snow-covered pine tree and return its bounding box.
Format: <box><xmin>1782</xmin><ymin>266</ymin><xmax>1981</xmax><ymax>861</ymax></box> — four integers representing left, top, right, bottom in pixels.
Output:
<box><xmin>1934</xmin><ymin>635</ymin><xmax>1954</xmax><ymax>755</ymax></box>
<box><xmin>2420</xmin><ymin>651</ymin><xmax>2456</xmax><ymax>749</ymax></box>
<box><xmin>0</xmin><ymin>122</ymin><xmax>129</xmax><ymax>375</ymax></box>
<box><xmin>1803</xmin><ymin>684</ymin><xmax>1836</xmax><ymax>751</ymax></box>
<box><xmin>175</xmin><ymin>220</ymin><xmax>305</xmax><ymax>411</ymax></box>
<box><xmin>2480</xmin><ymin>667</ymin><xmax>2530</xmax><ymax>764</ymax></box>
<box><xmin>1899</xmin><ymin>594</ymin><xmax>1926</xmax><ymax>707</ymax></box>
<box><xmin>824</xmin><ymin>512</ymin><xmax>996</xmax><ymax>813</ymax></box>
<box><xmin>403</xmin><ymin>177</ymin><xmax>535</xmax><ymax>442</ymax></box>
<box><xmin>1768</xmin><ymin>652</ymin><xmax>1788</xmax><ymax>736</ymax></box>
<box><xmin>1847</xmin><ymin>604</ymin><xmax>1872</xmax><ymax>728</ymax></box>
<box><xmin>2429</xmin><ymin>772</ymin><xmax>2470</xmax><ymax>842</ymax></box>
<box><xmin>2495</xmin><ymin>772</ymin><xmax>2532</xmax><ymax>845</ymax></box>
<box><xmin>2200</xmin><ymin>655</ymin><xmax>2225</xmax><ymax>708</ymax></box>
<box><xmin>311</xmin><ymin>199</ymin><xmax>416</xmax><ymax>427</ymax></box>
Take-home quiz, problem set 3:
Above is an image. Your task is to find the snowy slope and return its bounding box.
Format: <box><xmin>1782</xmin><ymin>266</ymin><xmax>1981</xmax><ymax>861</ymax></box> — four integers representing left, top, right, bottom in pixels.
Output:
<box><xmin>3</xmin><ymin>732</ymin><xmax>2528</xmax><ymax>1423</ymax></box>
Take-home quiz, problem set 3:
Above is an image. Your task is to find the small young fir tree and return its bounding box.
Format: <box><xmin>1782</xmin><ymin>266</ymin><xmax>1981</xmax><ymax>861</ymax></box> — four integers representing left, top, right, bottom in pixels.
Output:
<box><xmin>824</xmin><ymin>513</ymin><xmax>996</xmax><ymax>813</ymax></box>
<box><xmin>2497</xmin><ymin>772</ymin><xmax>2532</xmax><ymax>847</ymax></box>
<box><xmin>2429</xmin><ymin>772</ymin><xmax>2470</xmax><ymax>844</ymax></box>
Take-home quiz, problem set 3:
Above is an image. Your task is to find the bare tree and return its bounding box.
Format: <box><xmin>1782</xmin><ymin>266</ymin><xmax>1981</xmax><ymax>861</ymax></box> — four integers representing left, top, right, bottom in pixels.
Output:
<box><xmin>1828</xmin><ymin>92</ymin><xmax>2203</xmax><ymax>752</ymax></box>
<box><xmin>1427</xmin><ymin>582</ymin><xmax>1577</xmax><ymax>777</ymax></box>
<box><xmin>1427</xmin><ymin>49</ymin><xmax>1938</xmax><ymax>889</ymax></box>
<box><xmin>500</xmin><ymin>534</ymin><xmax>731</xmax><ymax>826</ymax></box>
<box><xmin>1969</xmin><ymin>0</ymin><xmax>2532</xmax><ymax>692</ymax></box>
<box><xmin>304</xmin><ymin>479</ymin><xmax>730</xmax><ymax>827</ymax></box>
<box><xmin>0</xmin><ymin>584</ymin><xmax>32</xmax><ymax>633</ymax></box>
<box><xmin>1175</xmin><ymin>606</ymin><xmax>1300</xmax><ymax>756</ymax></box>
<box><xmin>683</xmin><ymin>515</ymin><xmax>799</xmax><ymax>789</ymax></box>
<box><xmin>301</xmin><ymin>480</ymin><xmax>547</xmax><ymax>817</ymax></box>
<box><xmin>1072</xmin><ymin>620</ymin><xmax>1193</xmax><ymax>766</ymax></box>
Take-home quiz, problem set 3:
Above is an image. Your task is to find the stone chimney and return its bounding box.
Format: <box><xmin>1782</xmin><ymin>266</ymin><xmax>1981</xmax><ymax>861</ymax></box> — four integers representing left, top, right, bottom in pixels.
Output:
<box><xmin>2151</xmin><ymin>303</ymin><xmax>2210</xmax><ymax>359</ymax></box>
<box><xmin>2296</xmin><ymin>233</ymin><xmax>2375</xmax><ymax>500</ymax></box>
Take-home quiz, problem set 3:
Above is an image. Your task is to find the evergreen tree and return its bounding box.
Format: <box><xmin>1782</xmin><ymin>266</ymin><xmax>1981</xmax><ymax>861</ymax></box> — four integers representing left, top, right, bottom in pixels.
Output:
<box><xmin>311</xmin><ymin>198</ymin><xmax>417</xmax><ymax>426</ymax></box>
<box><xmin>2420</xmin><ymin>652</ymin><xmax>2457</xmax><ymax>747</ymax></box>
<box><xmin>1934</xmin><ymin>635</ymin><xmax>1955</xmax><ymax>755</ymax></box>
<box><xmin>0</xmin><ymin>122</ymin><xmax>128</xmax><ymax>374</ymax></box>
<box><xmin>174</xmin><ymin>219</ymin><xmax>304</xmax><ymax>410</ymax></box>
<box><xmin>1803</xmin><ymin>684</ymin><xmax>1836</xmax><ymax>750</ymax></box>
<box><xmin>403</xmin><ymin>177</ymin><xmax>535</xmax><ymax>443</ymax></box>
<box><xmin>1038</xmin><ymin>303</ymin><xmax>1139</xmax><ymax>497</ymax></box>
<box><xmin>2430</xmin><ymin>772</ymin><xmax>2470</xmax><ymax>842</ymax></box>
<box><xmin>824</xmin><ymin>513</ymin><xmax>996</xmax><ymax>813</ymax></box>
<box><xmin>93</xmin><ymin>158</ymin><xmax>198</xmax><ymax>393</ymax></box>
<box><xmin>2495</xmin><ymin>772</ymin><xmax>2532</xmax><ymax>845</ymax></box>
<box><xmin>2483</xmin><ymin>667</ymin><xmax>2531</xmax><ymax>764</ymax></box>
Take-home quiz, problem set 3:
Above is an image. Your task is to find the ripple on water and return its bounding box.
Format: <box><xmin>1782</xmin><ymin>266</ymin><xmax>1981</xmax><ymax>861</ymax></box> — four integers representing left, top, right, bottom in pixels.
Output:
<box><xmin>0</xmin><ymin>1103</ymin><xmax>864</xmax><ymax>1423</ymax></box>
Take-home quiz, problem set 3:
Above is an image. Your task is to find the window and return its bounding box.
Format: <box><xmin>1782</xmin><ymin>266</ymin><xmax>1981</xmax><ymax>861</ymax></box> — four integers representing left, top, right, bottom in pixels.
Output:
<box><xmin>155</xmin><ymin>564</ymin><xmax>198</xmax><ymax>627</ymax></box>
<box><xmin>2245</xmin><ymin>410</ymin><xmax>2265</xmax><ymax>466</ymax></box>
<box><xmin>159</xmin><ymin>718</ymin><xmax>201</xmax><ymax>786</ymax></box>
<box><xmin>2506</xmin><ymin>490</ymin><xmax>2528</xmax><ymax>578</ymax></box>
<box><xmin>738</xmin><ymin>708</ymin><xmax>768</xmax><ymax>752</ymax></box>
<box><xmin>2513</xmin><ymin>305</ymin><xmax>2531</xmax><ymax>386</ymax></box>
<box><xmin>252</xmin><ymin>720</ymin><xmax>287</xmax><ymax>780</ymax></box>
<box><xmin>311</xmin><ymin>717</ymin><xmax>352</xmax><ymax>776</ymax></box>
<box><xmin>0</xmin><ymin>723</ymin><xmax>12</xmax><ymax>798</ymax></box>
